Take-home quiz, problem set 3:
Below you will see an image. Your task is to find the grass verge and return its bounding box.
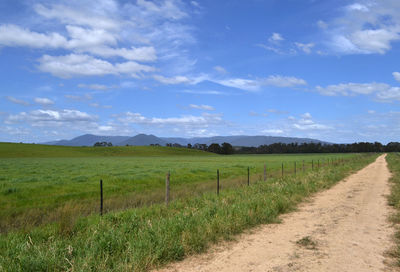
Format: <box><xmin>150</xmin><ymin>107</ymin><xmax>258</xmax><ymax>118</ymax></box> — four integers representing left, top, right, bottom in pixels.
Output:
<box><xmin>386</xmin><ymin>153</ymin><xmax>400</xmax><ymax>265</ymax></box>
<box><xmin>0</xmin><ymin>154</ymin><xmax>376</xmax><ymax>271</ymax></box>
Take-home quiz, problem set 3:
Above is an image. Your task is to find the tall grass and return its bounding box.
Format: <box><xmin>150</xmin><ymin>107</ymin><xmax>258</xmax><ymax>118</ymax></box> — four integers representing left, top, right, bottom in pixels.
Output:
<box><xmin>0</xmin><ymin>154</ymin><xmax>376</xmax><ymax>271</ymax></box>
<box><xmin>386</xmin><ymin>153</ymin><xmax>400</xmax><ymax>265</ymax></box>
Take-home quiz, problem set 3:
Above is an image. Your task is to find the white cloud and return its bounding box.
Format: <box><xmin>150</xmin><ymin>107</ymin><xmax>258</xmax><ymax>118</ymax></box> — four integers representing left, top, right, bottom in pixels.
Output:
<box><xmin>135</xmin><ymin>0</ymin><xmax>188</xmax><ymax>21</ymax></box>
<box><xmin>267</xmin><ymin>109</ymin><xmax>288</xmax><ymax>114</ymax></box>
<box><xmin>376</xmin><ymin>87</ymin><xmax>400</xmax><ymax>100</ymax></box>
<box><xmin>295</xmin><ymin>42</ymin><xmax>315</xmax><ymax>54</ymax></box>
<box><xmin>189</xmin><ymin>104</ymin><xmax>215</xmax><ymax>111</ymax></box>
<box><xmin>215</xmin><ymin>78</ymin><xmax>260</xmax><ymax>91</ymax></box>
<box><xmin>346</xmin><ymin>3</ymin><xmax>369</xmax><ymax>12</ymax></box>
<box><xmin>317</xmin><ymin>20</ymin><xmax>328</xmax><ymax>29</ymax></box>
<box><xmin>153</xmin><ymin>75</ymin><xmax>192</xmax><ymax>84</ymax></box>
<box><xmin>34</xmin><ymin>3</ymin><xmax>120</xmax><ymax>30</ymax></box>
<box><xmin>38</xmin><ymin>54</ymin><xmax>155</xmax><ymax>78</ymax></box>
<box><xmin>89</xmin><ymin>103</ymin><xmax>112</xmax><ymax>109</ymax></box>
<box><xmin>5</xmin><ymin>96</ymin><xmax>30</xmax><ymax>106</ymax></box>
<box><xmin>289</xmin><ymin>114</ymin><xmax>332</xmax><ymax>131</ymax></box>
<box><xmin>393</xmin><ymin>72</ymin><xmax>400</xmax><ymax>82</ymax></box>
<box><xmin>315</xmin><ymin>82</ymin><xmax>389</xmax><ymax>96</ymax></box>
<box><xmin>0</xmin><ymin>24</ymin><xmax>158</xmax><ymax>62</ymax></box>
<box><xmin>262</xmin><ymin>129</ymin><xmax>284</xmax><ymax>134</ymax></box>
<box><xmin>214</xmin><ymin>66</ymin><xmax>227</xmax><ymax>74</ymax></box>
<box><xmin>350</xmin><ymin>29</ymin><xmax>400</xmax><ymax>54</ymax></box>
<box><xmin>1</xmin><ymin>126</ymin><xmax>30</xmax><ymax>136</ymax></box>
<box><xmin>78</xmin><ymin>83</ymin><xmax>116</xmax><ymax>91</ymax></box>
<box><xmin>64</xmin><ymin>94</ymin><xmax>93</xmax><ymax>101</ymax></box>
<box><xmin>34</xmin><ymin>97</ymin><xmax>54</xmax><ymax>106</ymax></box>
<box><xmin>0</xmin><ymin>0</ymin><xmax>195</xmax><ymax>78</ymax></box>
<box><xmin>0</xmin><ymin>24</ymin><xmax>67</xmax><ymax>48</ymax></box>
<box><xmin>191</xmin><ymin>1</ymin><xmax>200</xmax><ymax>8</ymax></box>
<box><xmin>315</xmin><ymin>79</ymin><xmax>400</xmax><ymax>102</ymax></box>
<box><xmin>323</xmin><ymin>1</ymin><xmax>400</xmax><ymax>55</ymax></box>
<box><xmin>213</xmin><ymin>75</ymin><xmax>307</xmax><ymax>91</ymax></box>
<box><xmin>263</xmin><ymin>75</ymin><xmax>307</xmax><ymax>87</ymax></box>
<box><xmin>269</xmin><ymin>33</ymin><xmax>284</xmax><ymax>43</ymax></box>
<box><xmin>6</xmin><ymin>109</ymin><xmax>96</xmax><ymax>126</ymax></box>
<box><xmin>119</xmin><ymin>111</ymin><xmax>223</xmax><ymax>129</ymax></box>
<box><xmin>180</xmin><ymin>90</ymin><xmax>230</xmax><ymax>95</ymax></box>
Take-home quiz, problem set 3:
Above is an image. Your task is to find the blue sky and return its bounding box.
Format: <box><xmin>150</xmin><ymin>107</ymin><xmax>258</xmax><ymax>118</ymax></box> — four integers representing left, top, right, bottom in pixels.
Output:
<box><xmin>1</xmin><ymin>0</ymin><xmax>400</xmax><ymax>144</ymax></box>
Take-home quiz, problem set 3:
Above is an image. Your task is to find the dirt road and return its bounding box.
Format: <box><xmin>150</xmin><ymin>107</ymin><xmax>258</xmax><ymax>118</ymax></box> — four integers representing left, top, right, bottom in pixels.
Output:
<box><xmin>157</xmin><ymin>155</ymin><xmax>396</xmax><ymax>272</ymax></box>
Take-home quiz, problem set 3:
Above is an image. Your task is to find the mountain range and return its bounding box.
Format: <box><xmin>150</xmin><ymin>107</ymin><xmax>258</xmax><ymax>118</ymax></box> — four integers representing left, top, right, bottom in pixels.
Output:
<box><xmin>43</xmin><ymin>134</ymin><xmax>328</xmax><ymax>147</ymax></box>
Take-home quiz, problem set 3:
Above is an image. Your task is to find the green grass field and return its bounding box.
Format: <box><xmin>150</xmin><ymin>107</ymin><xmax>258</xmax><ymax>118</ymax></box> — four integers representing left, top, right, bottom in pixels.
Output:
<box><xmin>0</xmin><ymin>143</ymin><xmax>364</xmax><ymax>232</ymax></box>
<box><xmin>0</xmin><ymin>143</ymin><xmax>377</xmax><ymax>271</ymax></box>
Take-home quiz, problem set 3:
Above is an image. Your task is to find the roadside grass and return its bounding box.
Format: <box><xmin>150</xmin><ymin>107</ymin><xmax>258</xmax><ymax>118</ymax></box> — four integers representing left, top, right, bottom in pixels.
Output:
<box><xmin>0</xmin><ymin>146</ymin><xmax>359</xmax><ymax>232</ymax></box>
<box><xmin>386</xmin><ymin>153</ymin><xmax>400</xmax><ymax>264</ymax></box>
<box><xmin>0</xmin><ymin>154</ymin><xmax>376</xmax><ymax>271</ymax></box>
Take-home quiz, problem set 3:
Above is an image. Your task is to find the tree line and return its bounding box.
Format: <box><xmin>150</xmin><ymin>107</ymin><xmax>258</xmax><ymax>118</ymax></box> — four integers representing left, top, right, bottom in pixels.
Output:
<box><xmin>233</xmin><ymin>142</ymin><xmax>400</xmax><ymax>154</ymax></box>
<box><xmin>97</xmin><ymin>141</ymin><xmax>400</xmax><ymax>154</ymax></box>
<box><xmin>167</xmin><ymin>141</ymin><xmax>400</xmax><ymax>154</ymax></box>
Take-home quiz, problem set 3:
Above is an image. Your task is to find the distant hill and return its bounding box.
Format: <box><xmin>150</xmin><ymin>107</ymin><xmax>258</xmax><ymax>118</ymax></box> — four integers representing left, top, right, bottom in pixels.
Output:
<box><xmin>119</xmin><ymin>134</ymin><xmax>167</xmax><ymax>146</ymax></box>
<box><xmin>161</xmin><ymin>136</ymin><xmax>326</xmax><ymax>147</ymax></box>
<box><xmin>43</xmin><ymin>134</ymin><xmax>328</xmax><ymax>147</ymax></box>
<box><xmin>43</xmin><ymin>134</ymin><xmax>130</xmax><ymax>146</ymax></box>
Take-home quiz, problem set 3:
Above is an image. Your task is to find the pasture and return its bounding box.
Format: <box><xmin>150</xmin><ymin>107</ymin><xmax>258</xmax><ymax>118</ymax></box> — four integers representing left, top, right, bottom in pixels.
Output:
<box><xmin>0</xmin><ymin>143</ymin><xmax>361</xmax><ymax>232</ymax></box>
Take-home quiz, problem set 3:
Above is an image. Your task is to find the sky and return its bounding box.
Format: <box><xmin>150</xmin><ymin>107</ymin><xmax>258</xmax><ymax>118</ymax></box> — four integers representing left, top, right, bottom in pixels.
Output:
<box><xmin>0</xmin><ymin>0</ymin><xmax>400</xmax><ymax>144</ymax></box>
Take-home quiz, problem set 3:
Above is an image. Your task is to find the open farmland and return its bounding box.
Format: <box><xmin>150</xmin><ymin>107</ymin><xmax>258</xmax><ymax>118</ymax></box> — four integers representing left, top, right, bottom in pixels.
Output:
<box><xmin>0</xmin><ymin>143</ymin><xmax>363</xmax><ymax>232</ymax></box>
<box><xmin>0</xmin><ymin>143</ymin><xmax>377</xmax><ymax>271</ymax></box>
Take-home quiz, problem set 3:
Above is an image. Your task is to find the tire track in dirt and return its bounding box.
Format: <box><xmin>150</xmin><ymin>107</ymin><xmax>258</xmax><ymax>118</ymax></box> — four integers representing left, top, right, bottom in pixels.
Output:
<box><xmin>156</xmin><ymin>155</ymin><xmax>397</xmax><ymax>272</ymax></box>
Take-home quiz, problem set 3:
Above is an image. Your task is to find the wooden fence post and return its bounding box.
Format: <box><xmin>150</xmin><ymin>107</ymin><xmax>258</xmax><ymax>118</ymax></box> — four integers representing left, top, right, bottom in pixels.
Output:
<box><xmin>166</xmin><ymin>171</ymin><xmax>170</xmax><ymax>205</ymax></box>
<box><xmin>100</xmin><ymin>179</ymin><xmax>103</xmax><ymax>216</ymax></box>
<box><xmin>217</xmin><ymin>169</ymin><xmax>220</xmax><ymax>195</ymax></box>
<box><xmin>264</xmin><ymin>164</ymin><xmax>267</xmax><ymax>181</ymax></box>
<box><xmin>247</xmin><ymin>167</ymin><xmax>250</xmax><ymax>186</ymax></box>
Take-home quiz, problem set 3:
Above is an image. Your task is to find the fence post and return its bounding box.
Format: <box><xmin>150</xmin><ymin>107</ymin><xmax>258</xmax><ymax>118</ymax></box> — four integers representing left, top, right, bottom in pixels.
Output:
<box><xmin>318</xmin><ymin>159</ymin><xmax>320</xmax><ymax>169</ymax></box>
<box><xmin>217</xmin><ymin>169</ymin><xmax>220</xmax><ymax>195</ymax></box>
<box><xmin>166</xmin><ymin>171</ymin><xmax>170</xmax><ymax>205</ymax></box>
<box><xmin>264</xmin><ymin>164</ymin><xmax>267</xmax><ymax>181</ymax></box>
<box><xmin>312</xmin><ymin>160</ymin><xmax>314</xmax><ymax>170</ymax></box>
<box><xmin>100</xmin><ymin>179</ymin><xmax>103</xmax><ymax>216</ymax></box>
<box><xmin>247</xmin><ymin>167</ymin><xmax>250</xmax><ymax>186</ymax></box>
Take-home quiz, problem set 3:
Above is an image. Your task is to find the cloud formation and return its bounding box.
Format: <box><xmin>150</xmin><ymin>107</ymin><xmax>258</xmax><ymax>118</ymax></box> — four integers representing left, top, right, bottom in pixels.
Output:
<box><xmin>323</xmin><ymin>0</ymin><xmax>400</xmax><ymax>55</ymax></box>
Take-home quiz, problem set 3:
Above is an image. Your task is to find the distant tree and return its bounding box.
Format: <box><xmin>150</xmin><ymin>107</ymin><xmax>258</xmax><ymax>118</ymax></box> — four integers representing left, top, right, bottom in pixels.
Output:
<box><xmin>193</xmin><ymin>143</ymin><xmax>208</xmax><ymax>151</ymax></box>
<box><xmin>220</xmin><ymin>142</ymin><xmax>234</xmax><ymax>155</ymax></box>
<box><xmin>208</xmin><ymin>143</ymin><xmax>221</xmax><ymax>154</ymax></box>
<box><xmin>166</xmin><ymin>143</ymin><xmax>172</xmax><ymax>147</ymax></box>
<box><xmin>187</xmin><ymin>143</ymin><xmax>192</xmax><ymax>149</ymax></box>
<box><xmin>172</xmin><ymin>143</ymin><xmax>182</xmax><ymax>148</ymax></box>
<box><xmin>94</xmin><ymin>141</ymin><xmax>112</xmax><ymax>147</ymax></box>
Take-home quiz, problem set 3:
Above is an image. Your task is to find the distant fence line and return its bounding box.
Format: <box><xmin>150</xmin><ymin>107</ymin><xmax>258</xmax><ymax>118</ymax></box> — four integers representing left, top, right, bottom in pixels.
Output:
<box><xmin>98</xmin><ymin>156</ymin><xmax>360</xmax><ymax>216</ymax></box>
